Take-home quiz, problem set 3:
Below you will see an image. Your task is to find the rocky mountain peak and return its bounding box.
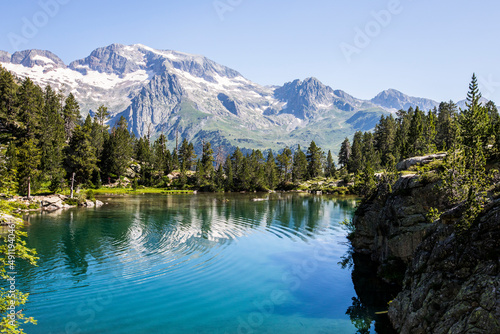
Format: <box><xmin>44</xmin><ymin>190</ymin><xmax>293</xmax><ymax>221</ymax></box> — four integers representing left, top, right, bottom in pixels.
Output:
<box><xmin>10</xmin><ymin>49</ymin><xmax>66</xmax><ymax>69</ymax></box>
<box><xmin>0</xmin><ymin>51</ymin><xmax>11</xmax><ymax>63</ymax></box>
<box><xmin>371</xmin><ymin>89</ymin><xmax>439</xmax><ymax>111</ymax></box>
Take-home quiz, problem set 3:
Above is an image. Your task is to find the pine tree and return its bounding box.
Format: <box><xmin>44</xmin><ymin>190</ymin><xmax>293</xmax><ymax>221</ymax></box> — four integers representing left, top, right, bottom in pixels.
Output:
<box><xmin>348</xmin><ymin>132</ymin><xmax>363</xmax><ymax>173</ymax></box>
<box><xmin>394</xmin><ymin>108</ymin><xmax>413</xmax><ymax>160</ymax></box>
<box><xmin>40</xmin><ymin>85</ymin><xmax>66</xmax><ymax>192</ymax></box>
<box><xmin>201</xmin><ymin>142</ymin><xmax>215</xmax><ymax>179</ymax></box>
<box><xmin>436</xmin><ymin>101</ymin><xmax>459</xmax><ymax>151</ymax></box>
<box><xmin>153</xmin><ymin>134</ymin><xmax>169</xmax><ymax>181</ymax></box>
<box><xmin>62</xmin><ymin>93</ymin><xmax>80</xmax><ymax>141</ymax></box>
<box><xmin>425</xmin><ymin>109</ymin><xmax>437</xmax><ymax>153</ymax></box>
<box><xmin>441</xmin><ymin>74</ymin><xmax>489</xmax><ymax>230</ymax></box>
<box><xmin>276</xmin><ymin>147</ymin><xmax>292</xmax><ymax>183</ymax></box>
<box><xmin>325</xmin><ymin>150</ymin><xmax>336</xmax><ymax>178</ymax></box>
<box><xmin>95</xmin><ymin>105</ymin><xmax>110</xmax><ymax>131</ymax></box>
<box><xmin>374</xmin><ymin>114</ymin><xmax>396</xmax><ymax>167</ymax></box>
<box><xmin>0</xmin><ymin>66</ymin><xmax>18</xmax><ymax>136</ymax></box>
<box><xmin>338</xmin><ymin>137</ymin><xmax>351</xmax><ymax>168</ymax></box>
<box><xmin>65</xmin><ymin>124</ymin><xmax>98</xmax><ymax>186</ymax></box>
<box><xmin>265</xmin><ymin>149</ymin><xmax>278</xmax><ymax>190</ymax></box>
<box><xmin>16</xmin><ymin>77</ymin><xmax>43</xmax><ymax>140</ymax></box>
<box><xmin>224</xmin><ymin>156</ymin><xmax>234</xmax><ymax>191</ymax></box>
<box><xmin>0</xmin><ymin>142</ymin><xmax>18</xmax><ymax>195</ymax></box>
<box><xmin>17</xmin><ymin>139</ymin><xmax>41</xmax><ymax>197</ymax></box>
<box><xmin>103</xmin><ymin>116</ymin><xmax>133</xmax><ymax>179</ymax></box>
<box><xmin>306</xmin><ymin>141</ymin><xmax>323</xmax><ymax>179</ymax></box>
<box><xmin>408</xmin><ymin>107</ymin><xmax>425</xmax><ymax>156</ymax></box>
<box><xmin>292</xmin><ymin>145</ymin><xmax>308</xmax><ymax>182</ymax></box>
<box><xmin>178</xmin><ymin>139</ymin><xmax>196</xmax><ymax>172</ymax></box>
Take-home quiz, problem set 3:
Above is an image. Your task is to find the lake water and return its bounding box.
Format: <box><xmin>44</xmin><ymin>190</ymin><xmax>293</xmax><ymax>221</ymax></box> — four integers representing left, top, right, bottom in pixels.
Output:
<box><xmin>17</xmin><ymin>193</ymin><xmax>395</xmax><ymax>334</ymax></box>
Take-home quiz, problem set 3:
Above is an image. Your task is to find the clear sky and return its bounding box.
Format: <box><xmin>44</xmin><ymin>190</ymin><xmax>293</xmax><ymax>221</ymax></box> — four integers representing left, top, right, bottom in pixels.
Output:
<box><xmin>1</xmin><ymin>0</ymin><xmax>499</xmax><ymax>104</ymax></box>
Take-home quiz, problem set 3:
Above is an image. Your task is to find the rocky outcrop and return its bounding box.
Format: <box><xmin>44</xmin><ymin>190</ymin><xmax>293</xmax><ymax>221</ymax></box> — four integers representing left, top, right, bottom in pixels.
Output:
<box><xmin>351</xmin><ymin>174</ymin><xmax>445</xmax><ymax>267</ymax></box>
<box><xmin>396</xmin><ymin>153</ymin><xmax>447</xmax><ymax>171</ymax></box>
<box><xmin>39</xmin><ymin>194</ymin><xmax>73</xmax><ymax>211</ymax></box>
<box><xmin>351</xmin><ymin>173</ymin><xmax>500</xmax><ymax>334</ymax></box>
<box><xmin>388</xmin><ymin>200</ymin><xmax>500</xmax><ymax>334</ymax></box>
<box><xmin>0</xmin><ymin>213</ymin><xmax>23</xmax><ymax>226</ymax></box>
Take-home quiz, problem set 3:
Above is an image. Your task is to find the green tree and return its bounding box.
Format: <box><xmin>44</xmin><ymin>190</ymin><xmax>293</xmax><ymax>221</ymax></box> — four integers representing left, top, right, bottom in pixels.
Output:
<box><xmin>201</xmin><ymin>142</ymin><xmax>215</xmax><ymax>179</ymax></box>
<box><xmin>0</xmin><ymin>143</ymin><xmax>18</xmax><ymax>195</ymax></box>
<box><xmin>62</xmin><ymin>93</ymin><xmax>80</xmax><ymax>141</ymax></box>
<box><xmin>265</xmin><ymin>150</ymin><xmax>278</xmax><ymax>190</ymax></box>
<box><xmin>436</xmin><ymin>101</ymin><xmax>459</xmax><ymax>151</ymax></box>
<box><xmin>17</xmin><ymin>139</ymin><xmax>41</xmax><ymax>198</ymax></box>
<box><xmin>65</xmin><ymin>125</ymin><xmax>98</xmax><ymax>186</ymax></box>
<box><xmin>16</xmin><ymin>78</ymin><xmax>43</xmax><ymax>140</ymax></box>
<box><xmin>441</xmin><ymin>74</ymin><xmax>489</xmax><ymax>230</ymax></box>
<box><xmin>40</xmin><ymin>86</ymin><xmax>66</xmax><ymax>192</ymax></box>
<box><xmin>307</xmin><ymin>141</ymin><xmax>323</xmax><ymax>179</ymax></box>
<box><xmin>348</xmin><ymin>132</ymin><xmax>363</xmax><ymax>174</ymax></box>
<box><xmin>338</xmin><ymin>137</ymin><xmax>351</xmax><ymax>169</ymax></box>
<box><xmin>178</xmin><ymin>139</ymin><xmax>196</xmax><ymax>172</ymax></box>
<box><xmin>276</xmin><ymin>147</ymin><xmax>292</xmax><ymax>183</ymax></box>
<box><xmin>103</xmin><ymin>116</ymin><xmax>133</xmax><ymax>179</ymax></box>
<box><xmin>408</xmin><ymin>107</ymin><xmax>425</xmax><ymax>156</ymax></box>
<box><xmin>325</xmin><ymin>150</ymin><xmax>336</xmax><ymax>178</ymax></box>
<box><xmin>0</xmin><ymin>66</ymin><xmax>18</xmax><ymax>137</ymax></box>
<box><xmin>292</xmin><ymin>145</ymin><xmax>308</xmax><ymax>182</ymax></box>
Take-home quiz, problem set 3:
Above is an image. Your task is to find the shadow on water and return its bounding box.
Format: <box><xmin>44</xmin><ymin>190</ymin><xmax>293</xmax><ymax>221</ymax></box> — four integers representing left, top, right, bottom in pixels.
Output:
<box><xmin>341</xmin><ymin>250</ymin><xmax>401</xmax><ymax>334</ymax></box>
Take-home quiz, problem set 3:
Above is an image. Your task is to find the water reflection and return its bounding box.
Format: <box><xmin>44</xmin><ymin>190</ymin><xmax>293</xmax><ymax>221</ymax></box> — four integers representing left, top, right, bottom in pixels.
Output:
<box><xmin>17</xmin><ymin>193</ymin><xmax>368</xmax><ymax>334</ymax></box>
<box><xmin>341</xmin><ymin>251</ymin><xmax>400</xmax><ymax>334</ymax></box>
<box><xmin>21</xmin><ymin>193</ymin><xmax>358</xmax><ymax>280</ymax></box>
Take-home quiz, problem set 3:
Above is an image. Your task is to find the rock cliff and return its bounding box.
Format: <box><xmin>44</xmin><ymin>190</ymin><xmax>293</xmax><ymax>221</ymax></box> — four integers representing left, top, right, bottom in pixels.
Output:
<box><xmin>350</xmin><ymin>172</ymin><xmax>500</xmax><ymax>333</ymax></box>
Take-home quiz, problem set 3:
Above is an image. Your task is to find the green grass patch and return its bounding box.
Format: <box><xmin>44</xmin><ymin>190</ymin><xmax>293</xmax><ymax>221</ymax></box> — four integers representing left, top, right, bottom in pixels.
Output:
<box><xmin>87</xmin><ymin>187</ymin><xmax>194</xmax><ymax>195</ymax></box>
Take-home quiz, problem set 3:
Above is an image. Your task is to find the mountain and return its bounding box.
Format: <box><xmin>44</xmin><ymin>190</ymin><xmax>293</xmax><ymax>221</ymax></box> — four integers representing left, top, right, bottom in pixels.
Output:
<box><xmin>371</xmin><ymin>89</ymin><xmax>439</xmax><ymax>112</ymax></box>
<box><xmin>0</xmin><ymin>43</ymin><xmax>441</xmax><ymax>154</ymax></box>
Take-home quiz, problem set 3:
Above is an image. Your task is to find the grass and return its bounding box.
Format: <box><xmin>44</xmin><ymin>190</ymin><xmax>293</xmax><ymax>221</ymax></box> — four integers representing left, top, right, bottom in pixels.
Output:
<box><xmin>87</xmin><ymin>187</ymin><xmax>194</xmax><ymax>195</ymax></box>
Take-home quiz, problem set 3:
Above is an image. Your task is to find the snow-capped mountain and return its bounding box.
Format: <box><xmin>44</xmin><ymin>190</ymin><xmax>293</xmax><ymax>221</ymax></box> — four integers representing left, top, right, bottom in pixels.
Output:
<box><xmin>0</xmin><ymin>43</ymin><xmax>443</xmax><ymax>153</ymax></box>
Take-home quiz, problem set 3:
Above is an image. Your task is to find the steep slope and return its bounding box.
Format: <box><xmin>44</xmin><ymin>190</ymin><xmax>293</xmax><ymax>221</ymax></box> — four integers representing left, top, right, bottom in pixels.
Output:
<box><xmin>0</xmin><ymin>43</ymin><xmax>393</xmax><ymax>153</ymax></box>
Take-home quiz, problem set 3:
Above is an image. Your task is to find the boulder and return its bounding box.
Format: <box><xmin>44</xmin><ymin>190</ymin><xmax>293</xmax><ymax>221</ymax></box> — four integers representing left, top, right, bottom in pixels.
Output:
<box><xmin>396</xmin><ymin>153</ymin><xmax>447</xmax><ymax>171</ymax></box>
<box><xmin>0</xmin><ymin>213</ymin><xmax>23</xmax><ymax>226</ymax></box>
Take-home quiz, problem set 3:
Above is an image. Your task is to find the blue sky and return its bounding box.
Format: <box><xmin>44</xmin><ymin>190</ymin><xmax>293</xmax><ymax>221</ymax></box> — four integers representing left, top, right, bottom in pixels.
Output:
<box><xmin>1</xmin><ymin>0</ymin><xmax>499</xmax><ymax>103</ymax></box>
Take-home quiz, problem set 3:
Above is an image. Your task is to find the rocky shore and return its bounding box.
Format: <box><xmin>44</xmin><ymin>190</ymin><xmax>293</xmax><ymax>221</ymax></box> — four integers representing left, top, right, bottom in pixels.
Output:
<box><xmin>350</xmin><ymin>170</ymin><xmax>500</xmax><ymax>333</ymax></box>
<box><xmin>7</xmin><ymin>194</ymin><xmax>104</xmax><ymax>212</ymax></box>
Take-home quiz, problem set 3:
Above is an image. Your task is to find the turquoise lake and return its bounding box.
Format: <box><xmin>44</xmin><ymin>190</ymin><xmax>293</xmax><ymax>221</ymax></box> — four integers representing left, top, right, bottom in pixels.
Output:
<box><xmin>17</xmin><ymin>193</ymin><xmax>395</xmax><ymax>333</ymax></box>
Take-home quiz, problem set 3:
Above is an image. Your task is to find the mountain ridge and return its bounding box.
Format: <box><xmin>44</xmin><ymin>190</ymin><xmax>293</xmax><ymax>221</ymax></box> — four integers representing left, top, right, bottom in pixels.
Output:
<box><xmin>0</xmin><ymin>43</ymin><xmax>455</xmax><ymax>154</ymax></box>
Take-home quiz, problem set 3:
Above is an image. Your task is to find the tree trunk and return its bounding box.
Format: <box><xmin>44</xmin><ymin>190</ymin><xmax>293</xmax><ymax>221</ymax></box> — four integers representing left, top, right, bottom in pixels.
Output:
<box><xmin>70</xmin><ymin>172</ymin><xmax>75</xmax><ymax>199</ymax></box>
<box><xmin>27</xmin><ymin>176</ymin><xmax>31</xmax><ymax>200</ymax></box>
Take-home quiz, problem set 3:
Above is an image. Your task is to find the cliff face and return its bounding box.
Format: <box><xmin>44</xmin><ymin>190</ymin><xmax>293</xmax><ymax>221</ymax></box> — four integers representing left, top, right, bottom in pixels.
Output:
<box><xmin>351</xmin><ymin>172</ymin><xmax>500</xmax><ymax>334</ymax></box>
<box><xmin>351</xmin><ymin>174</ymin><xmax>445</xmax><ymax>267</ymax></box>
<box><xmin>388</xmin><ymin>200</ymin><xmax>500</xmax><ymax>333</ymax></box>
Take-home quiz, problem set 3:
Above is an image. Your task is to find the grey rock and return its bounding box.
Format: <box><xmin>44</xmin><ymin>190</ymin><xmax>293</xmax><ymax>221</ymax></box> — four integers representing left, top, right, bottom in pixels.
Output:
<box><xmin>396</xmin><ymin>153</ymin><xmax>447</xmax><ymax>171</ymax></box>
<box><xmin>10</xmin><ymin>49</ymin><xmax>66</xmax><ymax>68</ymax></box>
<box><xmin>0</xmin><ymin>51</ymin><xmax>11</xmax><ymax>63</ymax></box>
